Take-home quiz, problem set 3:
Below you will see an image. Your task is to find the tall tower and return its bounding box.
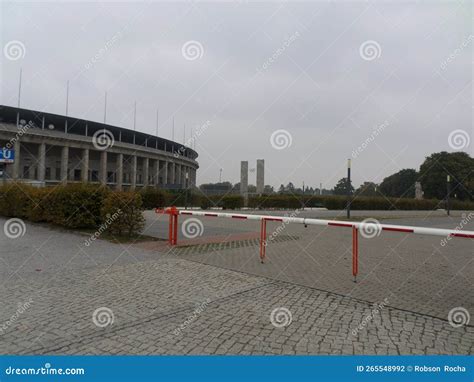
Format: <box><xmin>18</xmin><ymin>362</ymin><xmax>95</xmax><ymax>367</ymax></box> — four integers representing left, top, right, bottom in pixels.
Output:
<box><xmin>256</xmin><ymin>159</ymin><xmax>264</xmax><ymax>194</ymax></box>
<box><xmin>240</xmin><ymin>161</ymin><xmax>248</xmax><ymax>197</ymax></box>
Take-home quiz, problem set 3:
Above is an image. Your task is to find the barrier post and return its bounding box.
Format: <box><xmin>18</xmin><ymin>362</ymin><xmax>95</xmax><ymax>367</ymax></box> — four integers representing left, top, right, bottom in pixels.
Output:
<box><xmin>259</xmin><ymin>218</ymin><xmax>267</xmax><ymax>263</ymax></box>
<box><xmin>167</xmin><ymin>206</ymin><xmax>179</xmax><ymax>246</ymax></box>
<box><xmin>352</xmin><ymin>225</ymin><xmax>358</xmax><ymax>282</ymax></box>
<box><xmin>173</xmin><ymin>212</ymin><xmax>178</xmax><ymax>245</ymax></box>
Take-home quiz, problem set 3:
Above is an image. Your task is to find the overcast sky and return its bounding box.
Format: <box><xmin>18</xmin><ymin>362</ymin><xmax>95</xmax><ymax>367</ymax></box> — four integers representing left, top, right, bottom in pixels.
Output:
<box><xmin>1</xmin><ymin>0</ymin><xmax>472</xmax><ymax>189</ymax></box>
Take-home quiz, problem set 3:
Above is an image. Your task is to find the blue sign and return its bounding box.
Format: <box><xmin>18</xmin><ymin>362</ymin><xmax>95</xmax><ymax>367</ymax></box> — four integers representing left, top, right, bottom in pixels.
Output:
<box><xmin>0</xmin><ymin>148</ymin><xmax>14</xmax><ymax>163</ymax></box>
<box><xmin>0</xmin><ymin>355</ymin><xmax>472</xmax><ymax>382</ymax></box>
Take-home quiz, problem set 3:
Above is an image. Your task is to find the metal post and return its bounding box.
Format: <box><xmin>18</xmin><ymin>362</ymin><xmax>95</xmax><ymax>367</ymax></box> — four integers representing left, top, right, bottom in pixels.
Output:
<box><xmin>347</xmin><ymin>159</ymin><xmax>351</xmax><ymax>219</ymax></box>
<box><xmin>104</xmin><ymin>92</ymin><xmax>108</xmax><ymax>124</ymax></box>
<box><xmin>17</xmin><ymin>68</ymin><xmax>22</xmax><ymax>108</ymax></box>
<box><xmin>66</xmin><ymin>80</ymin><xmax>69</xmax><ymax>116</ymax></box>
<box><xmin>185</xmin><ymin>172</ymin><xmax>189</xmax><ymax>210</ymax></box>
<box><xmin>447</xmin><ymin>175</ymin><xmax>451</xmax><ymax>216</ymax></box>
<box><xmin>352</xmin><ymin>225</ymin><xmax>358</xmax><ymax>282</ymax></box>
<box><xmin>156</xmin><ymin>107</ymin><xmax>159</xmax><ymax>137</ymax></box>
<box><xmin>172</xmin><ymin>117</ymin><xmax>175</xmax><ymax>141</ymax></box>
<box><xmin>133</xmin><ymin>101</ymin><xmax>137</xmax><ymax>131</ymax></box>
<box><xmin>259</xmin><ymin>218</ymin><xmax>267</xmax><ymax>263</ymax></box>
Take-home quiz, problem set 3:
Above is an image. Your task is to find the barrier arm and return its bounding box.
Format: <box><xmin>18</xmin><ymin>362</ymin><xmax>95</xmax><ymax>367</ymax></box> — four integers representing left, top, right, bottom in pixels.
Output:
<box><xmin>156</xmin><ymin>208</ymin><xmax>474</xmax><ymax>279</ymax></box>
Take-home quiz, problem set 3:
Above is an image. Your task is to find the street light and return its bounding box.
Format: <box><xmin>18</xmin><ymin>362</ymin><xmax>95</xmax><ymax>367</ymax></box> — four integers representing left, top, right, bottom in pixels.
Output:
<box><xmin>446</xmin><ymin>175</ymin><xmax>451</xmax><ymax>216</ymax></box>
<box><xmin>347</xmin><ymin>159</ymin><xmax>351</xmax><ymax>219</ymax></box>
<box><xmin>185</xmin><ymin>172</ymin><xmax>189</xmax><ymax>210</ymax></box>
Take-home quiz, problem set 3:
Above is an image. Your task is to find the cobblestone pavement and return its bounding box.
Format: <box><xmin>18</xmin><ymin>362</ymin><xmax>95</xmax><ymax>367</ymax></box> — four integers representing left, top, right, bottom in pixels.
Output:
<box><xmin>142</xmin><ymin>210</ymin><xmax>474</xmax><ymax>321</ymax></box>
<box><xmin>1</xmin><ymin>217</ymin><xmax>473</xmax><ymax>355</ymax></box>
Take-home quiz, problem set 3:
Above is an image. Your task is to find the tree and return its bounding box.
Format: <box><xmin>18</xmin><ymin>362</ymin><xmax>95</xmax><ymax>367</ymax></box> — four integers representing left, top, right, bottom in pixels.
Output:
<box><xmin>355</xmin><ymin>182</ymin><xmax>378</xmax><ymax>197</ymax></box>
<box><xmin>333</xmin><ymin>177</ymin><xmax>354</xmax><ymax>196</ymax></box>
<box><xmin>379</xmin><ymin>169</ymin><xmax>418</xmax><ymax>198</ymax></box>
<box><xmin>263</xmin><ymin>185</ymin><xmax>274</xmax><ymax>194</ymax></box>
<box><xmin>418</xmin><ymin>151</ymin><xmax>473</xmax><ymax>201</ymax></box>
<box><xmin>278</xmin><ymin>184</ymin><xmax>285</xmax><ymax>194</ymax></box>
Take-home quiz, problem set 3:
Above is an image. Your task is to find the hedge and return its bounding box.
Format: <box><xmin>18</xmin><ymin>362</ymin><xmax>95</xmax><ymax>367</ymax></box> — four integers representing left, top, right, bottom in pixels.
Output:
<box><xmin>0</xmin><ymin>182</ymin><xmax>144</xmax><ymax>237</ymax></box>
<box><xmin>101</xmin><ymin>192</ymin><xmax>145</xmax><ymax>237</ymax></box>
<box><xmin>139</xmin><ymin>187</ymin><xmax>167</xmax><ymax>209</ymax></box>
<box><xmin>248</xmin><ymin>195</ymin><xmax>474</xmax><ymax>211</ymax></box>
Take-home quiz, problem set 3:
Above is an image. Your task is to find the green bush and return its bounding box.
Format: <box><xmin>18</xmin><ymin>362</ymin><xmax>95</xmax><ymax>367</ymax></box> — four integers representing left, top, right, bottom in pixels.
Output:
<box><xmin>0</xmin><ymin>182</ymin><xmax>35</xmax><ymax>218</ymax></box>
<box><xmin>101</xmin><ymin>192</ymin><xmax>145</xmax><ymax>237</ymax></box>
<box><xmin>246</xmin><ymin>194</ymin><xmax>474</xmax><ymax>211</ymax></box>
<box><xmin>248</xmin><ymin>195</ymin><xmax>302</xmax><ymax>210</ymax></box>
<box><xmin>220</xmin><ymin>195</ymin><xmax>243</xmax><ymax>210</ymax></box>
<box><xmin>43</xmin><ymin>183</ymin><xmax>108</xmax><ymax>228</ymax></box>
<box><xmin>199</xmin><ymin>197</ymin><xmax>211</xmax><ymax>210</ymax></box>
<box><xmin>140</xmin><ymin>187</ymin><xmax>167</xmax><ymax>209</ymax></box>
<box><xmin>27</xmin><ymin>187</ymin><xmax>50</xmax><ymax>222</ymax></box>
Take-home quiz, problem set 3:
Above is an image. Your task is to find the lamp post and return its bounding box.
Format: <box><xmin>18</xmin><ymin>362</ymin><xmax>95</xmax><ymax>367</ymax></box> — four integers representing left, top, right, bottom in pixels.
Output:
<box><xmin>446</xmin><ymin>175</ymin><xmax>451</xmax><ymax>216</ymax></box>
<box><xmin>347</xmin><ymin>159</ymin><xmax>351</xmax><ymax>219</ymax></box>
<box><xmin>185</xmin><ymin>171</ymin><xmax>189</xmax><ymax>210</ymax></box>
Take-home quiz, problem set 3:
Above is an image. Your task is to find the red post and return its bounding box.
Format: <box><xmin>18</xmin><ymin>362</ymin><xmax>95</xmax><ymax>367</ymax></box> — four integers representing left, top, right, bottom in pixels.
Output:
<box><xmin>352</xmin><ymin>225</ymin><xmax>358</xmax><ymax>282</ymax></box>
<box><xmin>167</xmin><ymin>206</ymin><xmax>179</xmax><ymax>246</ymax></box>
<box><xmin>173</xmin><ymin>213</ymin><xmax>178</xmax><ymax>245</ymax></box>
<box><xmin>259</xmin><ymin>218</ymin><xmax>267</xmax><ymax>263</ymax></box>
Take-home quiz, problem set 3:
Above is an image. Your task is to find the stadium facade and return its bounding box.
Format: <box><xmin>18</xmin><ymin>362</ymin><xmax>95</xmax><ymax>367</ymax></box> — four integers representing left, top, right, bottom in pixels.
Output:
<box><xmin>0</xmin><ymin>105</ymin><xmax>198</xmax><ymax>190</ymax></box>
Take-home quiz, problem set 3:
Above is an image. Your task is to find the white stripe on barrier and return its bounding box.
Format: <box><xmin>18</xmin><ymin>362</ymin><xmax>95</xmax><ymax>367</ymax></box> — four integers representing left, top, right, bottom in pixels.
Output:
<box><xmin>173</xmin><ymin>210</ymin><xmax>474</xmax><ymax>239</ymax></box>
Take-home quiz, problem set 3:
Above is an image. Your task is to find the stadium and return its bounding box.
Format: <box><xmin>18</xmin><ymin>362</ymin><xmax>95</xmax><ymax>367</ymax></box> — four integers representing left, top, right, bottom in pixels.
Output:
<box><xmin>0</xmin><ymin>105</ymin><xmax>198</xmax><ymax>189</ymax></box>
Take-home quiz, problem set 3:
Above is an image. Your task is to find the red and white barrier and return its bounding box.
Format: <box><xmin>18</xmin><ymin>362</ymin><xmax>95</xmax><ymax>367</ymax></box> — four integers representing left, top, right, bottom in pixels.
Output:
<box><xmin>156</xmin><ymin>207</ymin><xmax>474</xmax><ymax>281</ymax></box>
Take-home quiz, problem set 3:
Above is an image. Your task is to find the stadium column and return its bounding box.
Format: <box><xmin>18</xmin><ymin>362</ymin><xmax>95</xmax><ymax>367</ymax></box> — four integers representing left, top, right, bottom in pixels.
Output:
<box><xmin>182</xmin><ymin>165</ymin><xmax>187</xmax><ymax>187</ymax></box>
<box><xmin>12</xmin><ymin>140</ymin><xmax>21</xmax><ymax>179</ymax></box>
<box><xmin>169</xmin><ymin>162</ymin><xmax>175</xmax><ymax>185</ymax></box>
<box><xmin>99</xmin><ymin>151</ymin><xmax>107</xmax><ymax>186</ymax></box>
<box><xmin>176</xmin><ymin>164</ymin><xmax>181</xmax><ymax>186</ymax></box>
<box><xmin>154</xmin><ymin>160</ymin><xmax>160</xmax><ymax>187</ymax></box>
<box><xmin>163</xmin><ymin>160</ymin><xmax>168</xmax><ymax>186</ymax></box>
<box><xmin>61</xmin><ymin>146</ymin><xmax>69</xmax><ymax>184</ymax></box>
<box><xmin>116</xmin><ymin>153</ymin><xmax>123</xmax><ymax>190</ymax></box>
<box><xmin>38</xmin><ymin>143</ymin><xmax>46</xmax><ymax>183</ymax></box>
<box><xmin>131</xmin><ymin>155</ymin><xmax>137</xmax><ymax>190</ymax></box>
<box><xmin>143</xmin><ymin>157</ymin><xmax>149</xmax><ymax>187</ymax></box>
<box><xmin>81</xmin><ymin>148</ymin><xmax>89</xmax><ymax>183</ymax></box>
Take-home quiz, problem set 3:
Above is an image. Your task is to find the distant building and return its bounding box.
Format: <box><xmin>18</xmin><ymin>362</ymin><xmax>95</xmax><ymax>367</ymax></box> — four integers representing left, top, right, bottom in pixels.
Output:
<box><xmin>200</xmin><ymin>182</ymin><xmax>233</xmax><ymax>196</ymax></box>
